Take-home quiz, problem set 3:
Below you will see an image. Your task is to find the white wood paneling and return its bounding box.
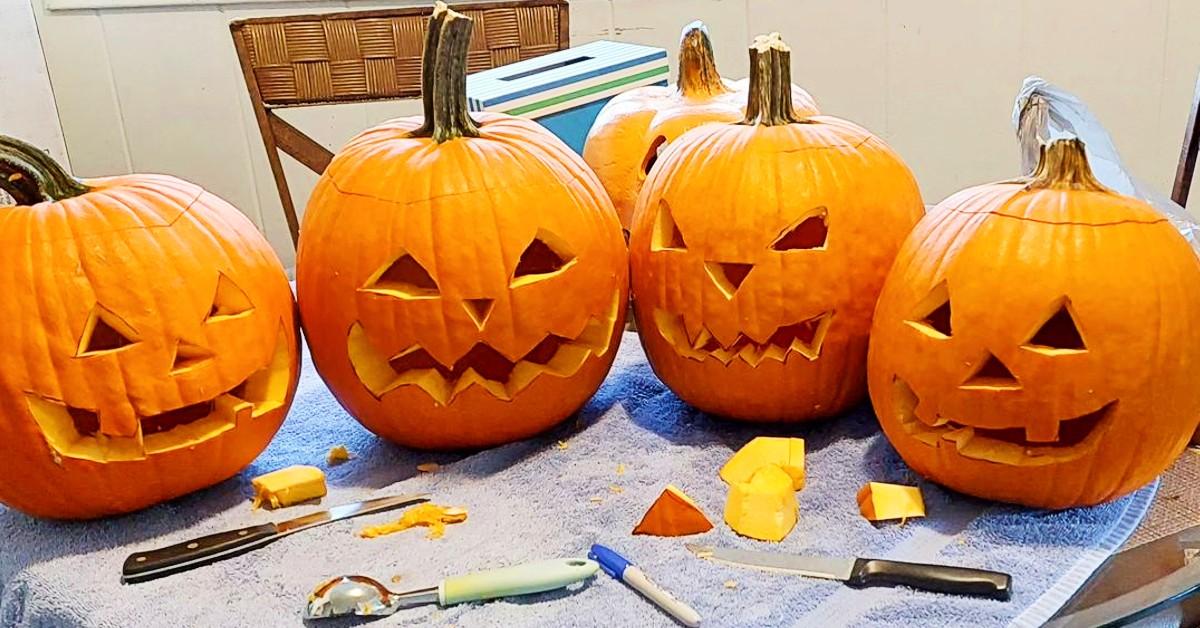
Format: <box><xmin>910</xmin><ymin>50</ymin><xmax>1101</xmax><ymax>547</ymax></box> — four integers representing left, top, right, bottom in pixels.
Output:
<box><xmin>30</xmin><ymin>0</ymin><xmax>1200</xmax><ymax>266</ymax></box>
<box><xmin>0</xmin><ymin>0</ymin><xmax>70</xmax><ymax>164</ymax></box>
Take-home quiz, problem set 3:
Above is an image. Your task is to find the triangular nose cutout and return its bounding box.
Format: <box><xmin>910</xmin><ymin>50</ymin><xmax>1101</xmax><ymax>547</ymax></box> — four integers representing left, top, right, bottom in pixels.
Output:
<box><xmin>961</xmin><ymin>352</ymin><xmax>1021</xmax><ymax>390</ymax></box>
<box><xmin>705</xmin><ymin>261</ymin><xmax>754</xmax><ymax>299</ymax></box>
<box><xmin>463</xmin><ymin>298</ymin><xmax>496</xmax><ymax>329</ymax></box>
<box><xmin>170</xmin><ymin>339</ymin><xmax>214</xmax><ymax>374</ymax></box>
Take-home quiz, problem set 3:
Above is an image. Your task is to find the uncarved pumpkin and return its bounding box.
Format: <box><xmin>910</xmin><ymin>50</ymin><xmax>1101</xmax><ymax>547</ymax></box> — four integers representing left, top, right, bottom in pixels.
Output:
<box><xmin>0</xmin><ymin>135</ymin><xmax>300</xmax><ymax>519</ymax></box>
<box><xmin>629</xmin><ymin>34</ymin><xmax>922</xmax><ymax>421</ymax></box>
<box><xmin>868</xmin><ymin>138</ymin><xmax>1200</xmax><ymax>509</ymax></box>
<box><xmin>583</xmin><ymin>22</ymin><xmax>818</xmax><ymax>229</ymax></box>
<box><xmin>296</xmin><ymin>3</ymin><xmax>628</xmax><ymax>449</ymax></box>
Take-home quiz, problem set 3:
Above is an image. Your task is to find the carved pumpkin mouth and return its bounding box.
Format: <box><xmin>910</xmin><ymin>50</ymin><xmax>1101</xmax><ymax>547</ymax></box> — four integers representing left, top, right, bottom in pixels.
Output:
<box><xmin>652</xmin><ymin>308</ymin><xmax>833</xmax><ymax>366</ymax></box>
<box><xmin>347</xmin><ymin>290</ymin><xmax>621</xmax><ymax>405</ymax></box>
<box><xmin>26</xmin><ymin>324</ymin><xmax>292</xmax><ymax>463</ymax></box>
<box><xmin>891</xmin><ymin>377</ymin><xmax>1116</xmax><ymax>466</ymax></box>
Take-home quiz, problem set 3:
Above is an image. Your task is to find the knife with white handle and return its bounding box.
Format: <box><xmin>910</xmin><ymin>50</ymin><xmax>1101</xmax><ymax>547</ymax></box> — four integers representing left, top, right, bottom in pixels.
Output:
<box><xmin>685</xmin><ymin>544</ymin><xmax>1012</xmax><ymax>600</ymax></box>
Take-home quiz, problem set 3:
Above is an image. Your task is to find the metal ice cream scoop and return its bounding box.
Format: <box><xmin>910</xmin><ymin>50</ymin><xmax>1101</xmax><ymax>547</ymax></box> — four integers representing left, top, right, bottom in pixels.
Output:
<box><xmin>304</xmin><ymin>558</ymin><xmax>599</xmax><ymax>619</ymax></box>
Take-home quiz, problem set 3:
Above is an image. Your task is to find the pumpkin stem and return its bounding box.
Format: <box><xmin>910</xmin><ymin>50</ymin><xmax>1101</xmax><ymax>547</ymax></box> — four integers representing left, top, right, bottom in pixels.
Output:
<box><xmin>741</xmin><ymin>33</ymin><xmax>803</xmax><ymax>127</ymax></box>
<box><xmin>676</xmin><ymin>21</ymin><xmax>728</xmax><ymax>98</ymax></box>
<box><xmin>409</xmin><ymin>1</ymin><xmax>480</xmax><ymax>143</ymax></box>
<box><xmin>0</xmin><ymin>135</ymin><xmax>90</xmax><ymax>205</ymax></box>
<box><xmin>1026</xmin><ymin>138</ymin><xmax>1110</xmax><ymax>192</ymax></box>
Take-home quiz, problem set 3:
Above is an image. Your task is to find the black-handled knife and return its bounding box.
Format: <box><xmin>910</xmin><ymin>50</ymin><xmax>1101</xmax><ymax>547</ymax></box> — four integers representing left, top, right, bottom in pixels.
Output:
<box><xmin>121</xmin><ymin>493</ymin><xmax>429</xmax><ymax>584</ymax></box>
<box><xmin>685</xmin><ymin>543</ymin><xmax>1012</xmax><ymax>601</ymax></box>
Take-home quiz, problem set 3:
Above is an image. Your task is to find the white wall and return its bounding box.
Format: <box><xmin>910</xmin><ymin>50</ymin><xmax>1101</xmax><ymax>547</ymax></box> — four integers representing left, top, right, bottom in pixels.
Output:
<box><xmin>1</xmin><ymin>0</ymin><xmax>69</xmax><ymax>164</ymax></box>
<box><xmin>26</xmin><ymin>0</ymin><xmax>1200</xmax><ymax>267</ymax></box>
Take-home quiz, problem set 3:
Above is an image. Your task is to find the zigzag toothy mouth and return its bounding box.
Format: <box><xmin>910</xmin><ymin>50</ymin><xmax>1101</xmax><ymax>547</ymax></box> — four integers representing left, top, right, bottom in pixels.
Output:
<box><xmin>348</xmin><ymin>291</ymin><xmax>621</xmax><ymax>405</ymax></box>
<box><xmin>26</xmin><ymin>324</ymin><xmax>292</xmax><ymax>464</ymax></box>
<box><xmin>891</xmin><ymin>377</ymin><xmax>1116</xmax><ymax>466</ymax></box>
<box><xmin>652</xmin><ymin>308</ymin><xmax>833</xmax><ymax>366</ymax></box>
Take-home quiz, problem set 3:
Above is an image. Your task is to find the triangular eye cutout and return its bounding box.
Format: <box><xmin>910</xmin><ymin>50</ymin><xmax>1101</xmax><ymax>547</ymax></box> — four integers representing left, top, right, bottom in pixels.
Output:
<box><xmin>905</xmin><ymin>282</ymin><xmax>952</xmax><ymax>338</ymax></box>
<box><xmin>961</xmin><ymin>352</ymin><xmax>1021</xmax><ymax>390</ymax></box>
<box><xmin>77</xmin><ymin>305</ymin><xmax>139</xmax><ymax>356</ymax></box>
<box><xmin>511</xmin><ymin>229</ymin><xmax>577</xmax><ymax>287</ymax></box>
<box><xmin>650</xmin><ymin>199</ymin><xmax>687</xmax><ymax>251</ymax></box>
<box><xmin>207</xmin><ymin>273</ymin><xmax>255</xmax><ymax>320</ymax></box>
<box><xmin>361</xmin><ymin>251</ymin><xmax>440</xmax><ymax>299</ymax></box>
<box><xmin>1024</xmin><ymin>299</ymin><xmax>1086</xmax><ymax>353</ymax></box>
<box><xmin>170</xmin><ymin>339</ymin><xmax>214</xmax><ymax>374</ymax></box>
<box><xmin>771</xmin><ymin>207</ymin><xmax>828</xmax><ymax>251</ymax></box>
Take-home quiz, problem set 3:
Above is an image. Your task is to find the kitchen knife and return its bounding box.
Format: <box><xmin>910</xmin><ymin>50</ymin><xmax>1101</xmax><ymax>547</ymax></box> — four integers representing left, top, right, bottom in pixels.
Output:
<box><xmin>1047</xmin><ymin>523</ymin><xmax>1200</xmax><ymax>626</ymax></box>
<box><xmin>121</xmin><ymin>493</ymin><xmax>429</xmax><ymax>584</ymax></box>
<box><xmin>685</xmin><ymin>543</ymin><xmax>1012</xmax><ymax>600</ymax></box>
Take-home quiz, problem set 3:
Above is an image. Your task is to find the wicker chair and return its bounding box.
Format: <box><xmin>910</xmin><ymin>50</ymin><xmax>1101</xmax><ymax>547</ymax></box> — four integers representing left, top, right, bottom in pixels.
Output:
<box><xmin>230</xmin><ymin>1</ymin><xmax>569</xmax><ymax>247</ymax></box>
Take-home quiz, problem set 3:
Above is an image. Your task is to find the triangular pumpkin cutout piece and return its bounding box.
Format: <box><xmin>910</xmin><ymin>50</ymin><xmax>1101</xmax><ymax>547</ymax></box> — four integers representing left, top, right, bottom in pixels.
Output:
<box><xmin>208</xmin><ymin>272</ymin><xmax>254</xmax><ymax>319</ymax></box>
<box><xmin>632</xmin><ymin>485</ymin><xmax>713</xmax><ymax>536</ymax></box>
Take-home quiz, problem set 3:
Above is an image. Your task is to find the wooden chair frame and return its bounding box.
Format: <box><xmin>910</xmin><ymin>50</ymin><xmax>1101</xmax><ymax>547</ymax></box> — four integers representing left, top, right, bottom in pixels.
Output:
<box><xmin>230</xmin><ymin>1</ymin><xmax>569</xmax><ymax>247</ymax></box>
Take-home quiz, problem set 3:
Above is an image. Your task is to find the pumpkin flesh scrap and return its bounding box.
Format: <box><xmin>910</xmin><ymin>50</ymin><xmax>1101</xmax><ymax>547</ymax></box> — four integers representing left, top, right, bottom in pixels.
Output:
<box><xmin>632</xmin><ymin>484</ymin><xmax>714</xmax><ymax>536</ymax></box>
<box><xmin>724</xmin><ymin>464</ymin><xmax>797</xmax><ymax>542</ymax></box>
<box><xmin>251</xmin><ymin>465</ymin><xmax>328</xmax><ymax>510</ymax></box>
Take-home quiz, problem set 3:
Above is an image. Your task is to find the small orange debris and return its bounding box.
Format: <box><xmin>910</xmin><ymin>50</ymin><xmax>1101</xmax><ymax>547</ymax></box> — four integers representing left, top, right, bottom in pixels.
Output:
<box><xmin>556</xmin><ymin>440</ymin><xmax>571</xmax><ymax>450</ymax></box>
<box><xmin>857</xmin><ymin>482</ymin><xmax>925</xmax><ymax>522</ymax></box>
<box><xmin>391</xmin><ymin>575</ymin><xmax>403</xmax><ymax>584</ymax></box>
<box><xmin>609</xmin><ymin>485</ymin><xmax>624</xmax><ymax>494</ymax></box>
<box><xmin>589</xmin><ymin>496</ymin><xmax>604</xmax><ymax>504</ymax></box>
<box><xmin>416</xmin><ymin>462</ymin><xmax>440</xmax><ymax>473</ymax></box>
<box><xmin>359</xmin><ymin>504</ymin><xmax>467</xmax><ymax>539</ymax></box>
<box><xmin>326</xmin><ymin>445</ymin><xmax>352</xmax><ymax>465</ymax></box>
<box><xmin>251</xmin><ymin>466</ymin><xmax>327</xmax><ymax>510</ymax></box>
<box><xmin>616</xmin><ymin>463</ymin><xmax>626</xmax><ymax>475</ymax></box>
<box><xmin>633</xmin><ymin>485</ymin><xmax>713</xmax><ymax>537</ymax></box>
<box><xmin>724</xmin><ymin>580</ymin><xmax>738</xmax><ymax>589</ymax></box>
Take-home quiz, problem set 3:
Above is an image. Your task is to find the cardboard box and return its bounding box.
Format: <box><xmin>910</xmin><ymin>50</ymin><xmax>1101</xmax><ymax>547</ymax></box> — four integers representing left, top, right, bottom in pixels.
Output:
<box><xmin>467</xmin><ymin>40</ymin><xmax>669</xmax><ymax>153</ymax></box>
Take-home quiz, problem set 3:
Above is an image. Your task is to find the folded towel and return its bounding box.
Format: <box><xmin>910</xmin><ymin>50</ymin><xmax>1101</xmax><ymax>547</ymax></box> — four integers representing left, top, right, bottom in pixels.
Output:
<box><xmin>0</xmin><ymin>332</ymin><xmax>1154</xmax><ymax>627</ymax></box>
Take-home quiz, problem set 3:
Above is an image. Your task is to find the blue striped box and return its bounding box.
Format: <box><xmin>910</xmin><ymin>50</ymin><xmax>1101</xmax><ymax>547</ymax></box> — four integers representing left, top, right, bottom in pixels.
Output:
<box><xmin>466</xmin><ymin>40</ymin><xmax>669</xmax><ymax>153</ymax></box>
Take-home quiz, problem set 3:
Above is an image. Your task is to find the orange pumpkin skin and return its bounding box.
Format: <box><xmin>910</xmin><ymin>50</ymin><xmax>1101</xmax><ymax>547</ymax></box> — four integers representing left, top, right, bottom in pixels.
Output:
<box><xmin>0</xmin><ymin>147</ymin><xmax>300</xmax><ymax>519</ymax></box>
<box><xmin>867</xmin><ymin>139</ymin><xmax>1200</xmax><ymax>509</ymax></box>
<box><xmin>629</xmin><ymin>37</ymin><xmax>922</xmax><ymax>422</ymax></box>
<box><xmin>297</xmin><ymin>8</ymin><xmax>627</xmax><ymax>450</ymax></box>
<box><xmin>583</xmin><ymin>22</ymin><xmax>817</xmax><ymax>229</ymax></box>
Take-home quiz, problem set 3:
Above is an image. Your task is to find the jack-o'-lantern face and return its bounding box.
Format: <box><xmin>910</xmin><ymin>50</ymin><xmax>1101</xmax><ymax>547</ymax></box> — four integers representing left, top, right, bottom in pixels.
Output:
<box><xmin>0</xmin><ymin>154</ymin><xmax>299</xmax><ymax>519</ymax></box>
<box><xmin>869</xmin><ymin>139</ymin><xmax>1200</xmax><ymax>509</ymax></box>
<box><xmin>25</xmin><ymin>271</ymin><xmax>293</xmax><ymax>464</ymax></box>
<box><xmin>298</xmin><ymin>116</ymin><xmax>628</xmax><ymax>451</ymax></box>
<box><xmin>629</xmin><ymin>119</ymin><xmax>923</xmax><ymax>422</ymax></box>
<box><xmin>343</xmin><ymin>227</ymin><xmax>623</xmax><ymax>406</ymax></box>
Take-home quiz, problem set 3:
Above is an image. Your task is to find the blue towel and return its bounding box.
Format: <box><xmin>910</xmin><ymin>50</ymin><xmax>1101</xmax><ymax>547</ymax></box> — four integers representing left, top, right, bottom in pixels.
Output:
<box><xmin>0</xmin><ymin>332</ymin><xmax>1154</xmax><ymax>627</ymax></box>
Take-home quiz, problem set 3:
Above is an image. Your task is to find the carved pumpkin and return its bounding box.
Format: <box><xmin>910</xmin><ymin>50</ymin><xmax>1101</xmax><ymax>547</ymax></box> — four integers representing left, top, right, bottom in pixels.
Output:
<box><xmin>0</xmin><ymin>135</ymin><xmax>299</xmax><ymax>519</ymax></box>
<box><xmin>583</xmin><ymin>22</ymin><xmax>818</xmax><ymax>229</ymax></box>
<box><xmin>868</xmin><ymin>138</ymin><xmax>1200</xmax><ymax>509</ymax></box>
<box><xmin>629</xmin><ymin>34</ymin><xmax>922</xmax><ymax>421</ymax></box>
<box><xmin>297</xmin><ymin>4</ymin><xmax>627</xmax><ymax>450</ymax></box>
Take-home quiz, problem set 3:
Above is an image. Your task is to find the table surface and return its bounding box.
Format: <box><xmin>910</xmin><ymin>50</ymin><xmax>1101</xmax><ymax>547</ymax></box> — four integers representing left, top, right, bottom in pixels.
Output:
<box><xmin>1130</xmin><ymin>449</ymin><xmax>1200</xmax><ymax>548</ymax></box>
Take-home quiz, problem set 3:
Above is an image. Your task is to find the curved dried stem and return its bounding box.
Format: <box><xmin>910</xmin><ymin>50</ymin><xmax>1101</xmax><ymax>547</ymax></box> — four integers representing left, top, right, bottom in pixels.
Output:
<box><xmin>676</xmin><ymin>21</ymin><xmax>728</xmax><ymax>98</ymax></box>
<box><xmin>0</xmin><ymin>135</ymin><xmax>90</xmax><ymax>205</ymax></box>
<box><xmin>1026</xmin><ymin>138</ymin><xmax>1110</xmax><ymax>192</ymax></box>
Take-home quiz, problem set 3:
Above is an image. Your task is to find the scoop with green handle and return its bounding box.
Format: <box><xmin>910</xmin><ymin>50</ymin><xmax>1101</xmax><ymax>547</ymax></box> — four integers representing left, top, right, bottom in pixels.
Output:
<box><xmin>305</xmin><ymin>558</ymin><xmax>600</xmax><ymax>618</ymax></box>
